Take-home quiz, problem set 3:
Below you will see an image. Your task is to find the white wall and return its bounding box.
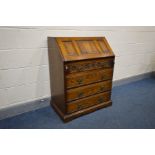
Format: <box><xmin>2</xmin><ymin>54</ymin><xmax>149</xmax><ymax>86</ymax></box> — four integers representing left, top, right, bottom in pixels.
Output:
<box><xmin>0</xmin><ymin>26</ymin><xmax>155</xmax><ymax>109</ymax></box>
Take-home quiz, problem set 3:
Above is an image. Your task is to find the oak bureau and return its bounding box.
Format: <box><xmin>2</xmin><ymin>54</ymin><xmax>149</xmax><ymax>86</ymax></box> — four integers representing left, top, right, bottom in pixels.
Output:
<box><xmin>48</xmin><ymin>37</ymin><xmax>115</xmax><ymax>122</ymax></box>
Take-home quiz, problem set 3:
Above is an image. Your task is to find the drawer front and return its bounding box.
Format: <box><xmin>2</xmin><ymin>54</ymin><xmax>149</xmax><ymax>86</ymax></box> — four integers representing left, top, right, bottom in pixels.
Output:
<box><xmin>65</xmin><ymin>58</ymin><xmax>114</xmax><ymax>74</ymax></box>
<box><xmin>66</xmin><ymin>80</ymin><xmax>112</xmax><ymax>102</ymax></box>
<box><xmin>67</xmin><ymin>91</ymin><xmax>111</xmax><ymax>114</ymax></box>
<box><xmin>66</xmin><ymin>68</ymin><xmax>113</xmax><ymax>89</ymax></box>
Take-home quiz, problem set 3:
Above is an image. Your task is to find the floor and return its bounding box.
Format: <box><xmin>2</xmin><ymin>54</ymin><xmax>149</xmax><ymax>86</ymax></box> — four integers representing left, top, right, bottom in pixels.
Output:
<box><xmin>0</xmin><ymin>77</ymin><xmax>155</xmax><ymax>129</ymax></box>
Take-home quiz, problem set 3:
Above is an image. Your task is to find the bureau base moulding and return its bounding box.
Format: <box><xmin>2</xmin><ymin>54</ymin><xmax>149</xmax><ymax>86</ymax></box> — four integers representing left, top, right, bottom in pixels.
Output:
<box><xmin>52</xmin><ymin>100</ymin><xmax>112</xmax><ymax>122</ymax></box>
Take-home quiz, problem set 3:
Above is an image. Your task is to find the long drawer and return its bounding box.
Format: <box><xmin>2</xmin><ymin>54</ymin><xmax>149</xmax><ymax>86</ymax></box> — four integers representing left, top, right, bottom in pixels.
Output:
<box><xmin>65</xmin><ymin>58</ymin><xmax>114</xmax><ymax>74</ymax></box>
<box><xmin>66</xmin><ymin>68</ymin><xmax>113</xmax><ymax>89</ymax></box>
<box><xmin>66</xmin><ymin>80</ymin><xmax>112</xmax><ymax>102</ymax></box>
<box><xmin>67</xmin><ymin>91</ymin><xmax>111</xmax><ymax>114</ymax></box>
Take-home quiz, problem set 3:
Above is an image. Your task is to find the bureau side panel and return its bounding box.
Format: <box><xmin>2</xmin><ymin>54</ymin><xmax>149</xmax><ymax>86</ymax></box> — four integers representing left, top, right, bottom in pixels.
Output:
<box><xmin>48</xmin><ymin>37</ymin><xmax>66</xmax><ymax>113</ymax></box>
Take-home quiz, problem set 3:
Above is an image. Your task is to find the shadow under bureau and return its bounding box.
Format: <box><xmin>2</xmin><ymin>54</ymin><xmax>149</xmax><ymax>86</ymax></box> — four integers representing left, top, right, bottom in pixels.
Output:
<box><xmin>48</xmin><ymin>37</ymin><xmax>115</xmax><ymax>122</ymax></box>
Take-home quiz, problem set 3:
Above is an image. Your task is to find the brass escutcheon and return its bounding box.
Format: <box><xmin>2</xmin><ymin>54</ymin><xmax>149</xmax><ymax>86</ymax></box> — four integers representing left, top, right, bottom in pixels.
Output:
<box><xmin>99</xmin><ymin>86</ymin><xmax>105</xmax><ymax>92</ymax></box>
<box><xmin>77</xmin><ymin>92</ymin><xmax>84</xmax><ymax>98</ymax></box>
<box><xmin>77</xmin><ymin>78</ymin><xmax>83</xmax><ymax>85</ymax></box>
<box><xmin>98</xmin><ymin>97</ymin><xmax>104</xmax><ymax>103</ymax></box>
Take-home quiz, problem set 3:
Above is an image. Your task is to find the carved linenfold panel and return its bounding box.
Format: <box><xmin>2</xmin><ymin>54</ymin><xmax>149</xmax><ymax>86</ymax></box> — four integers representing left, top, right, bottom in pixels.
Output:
<box><xmin>63</xmin><ymin>41</ymin><xmax>77</xmax><ymax>56</ymax></box>
<box><xmin>77</xmin><ymin>40</ymin><xmax>99</xmax><ymax>54</ymax></box>
<box><xmin>56</xmin><ymin>37</ymin><xmax>114</xmax><ymax>61</ymax></box>
<box><xmin>97</xmin><ymin>40</ymin><xmax>109</xmax><ymax>52</ymax></box>
<box><xmin>67</xmin><ymin>91</ymin><xmax>111</xmax><ymax>114</ymax></box>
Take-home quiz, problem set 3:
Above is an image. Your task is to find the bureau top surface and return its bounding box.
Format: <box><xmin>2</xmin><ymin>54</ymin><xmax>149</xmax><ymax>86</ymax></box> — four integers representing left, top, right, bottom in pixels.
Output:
<box><xmin>53</xmin><ymin>37</ymin><xmax>115</xmax><ymax>61</ymax></box>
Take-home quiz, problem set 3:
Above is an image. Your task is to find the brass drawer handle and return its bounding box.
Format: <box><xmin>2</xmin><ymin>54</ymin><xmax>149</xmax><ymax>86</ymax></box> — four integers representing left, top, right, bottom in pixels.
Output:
<box><xmin>77</xmin><ymin>78</ymin><xmax>83</xmax><ymax>85</ymax></box>
<box><xmin>77</xmin><ymin>92</ymin><xmax>84</xmax><ymax>98</ymax></box>
<box><xmin>77</xmin><ymin>104</ymin><xmax>83</xmax><ymax>110</ymax></box>
<box><xmin>98</xmin><ymin>97</ymin><xmax>104</xmax><ymax>104</ymax></box>
<box><xmin>99</xmin><ymin>86</ymin><xmax>105</xmax><ymax>92</ymax></box>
